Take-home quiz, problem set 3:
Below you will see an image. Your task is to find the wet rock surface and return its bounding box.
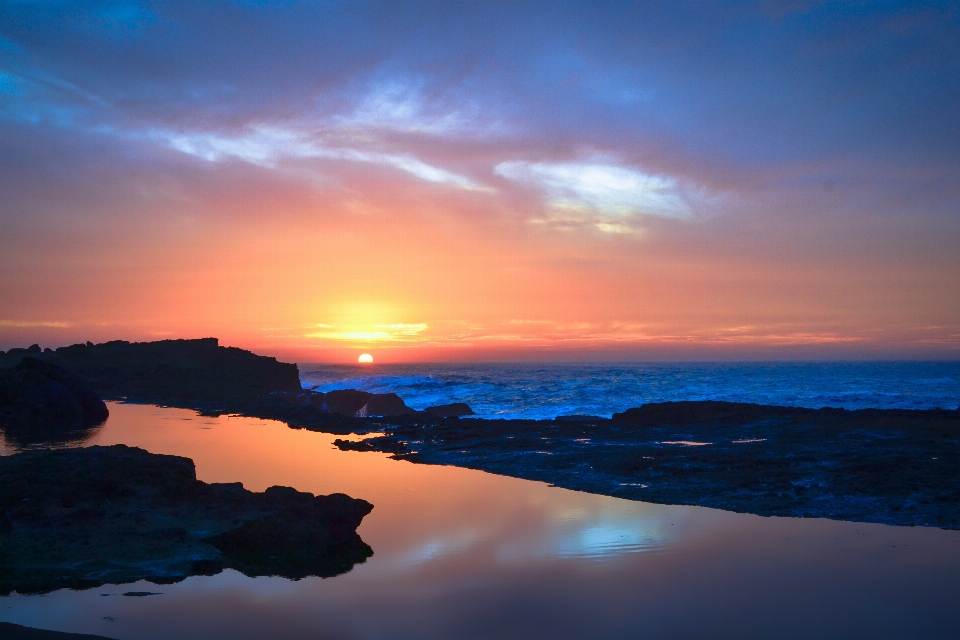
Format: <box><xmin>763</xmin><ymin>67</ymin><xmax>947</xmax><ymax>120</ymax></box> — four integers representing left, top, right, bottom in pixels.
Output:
<box><xmin>335</xmin><ymin>401</ymin><xmax>960</xmax><ymax>529</ymax></box>
<box><xmin>0</xmin><ymin>445</ymin><xmax>373</xmax><ymax>595</ymax></box>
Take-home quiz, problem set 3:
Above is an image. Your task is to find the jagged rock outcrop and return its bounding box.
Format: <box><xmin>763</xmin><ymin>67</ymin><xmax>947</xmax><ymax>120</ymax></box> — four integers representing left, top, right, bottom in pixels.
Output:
<box><xmin>0</xmin><ymin>445</ymin><xmax>373</xmax><ymax>595</ymax></box>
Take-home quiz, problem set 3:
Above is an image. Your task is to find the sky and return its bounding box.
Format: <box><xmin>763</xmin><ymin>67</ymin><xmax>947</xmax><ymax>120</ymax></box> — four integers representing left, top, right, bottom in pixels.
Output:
<box><xmin>1</xmin><ymin>0</ymin><xmax>959</xmax><ymax>362</ymax></box>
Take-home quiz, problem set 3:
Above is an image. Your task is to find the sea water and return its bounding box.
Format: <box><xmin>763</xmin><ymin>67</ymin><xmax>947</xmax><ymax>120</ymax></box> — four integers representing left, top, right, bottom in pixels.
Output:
<box><xmin>300</xmin><ymin>361</ymin><xmax>960</xmax><ymax>419</ymax></box>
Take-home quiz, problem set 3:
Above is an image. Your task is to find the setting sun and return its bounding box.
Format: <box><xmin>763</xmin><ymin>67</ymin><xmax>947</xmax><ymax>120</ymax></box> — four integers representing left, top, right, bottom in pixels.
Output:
<box><xmin>358</xmin><ymin>353</ymin><xmax>374</xmax><ymax>364</ymax></box>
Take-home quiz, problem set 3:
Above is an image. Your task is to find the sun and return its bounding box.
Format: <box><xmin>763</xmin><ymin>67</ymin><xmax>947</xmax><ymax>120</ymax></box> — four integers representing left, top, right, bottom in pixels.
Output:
<box><xmin>358</xmin><ymin>353</ymin><xmax>373</xmax><ymax>364</ymax></box>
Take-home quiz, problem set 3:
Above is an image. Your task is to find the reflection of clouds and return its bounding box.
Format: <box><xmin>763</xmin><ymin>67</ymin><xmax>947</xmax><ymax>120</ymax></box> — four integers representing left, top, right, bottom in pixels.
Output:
<box><xmin>495</xmin><ymin>512</ymin><xmax>668</xmax><ymax>561</ymax></box>
<box><xmin>380</xmin><ymin>501</ymin><xmax>674</xmax><ymax>572</ymax></box>
<box><xmin>387</xmin><ymin>529</ymin><xmax>486</xmax><ymax>570</ymax></box>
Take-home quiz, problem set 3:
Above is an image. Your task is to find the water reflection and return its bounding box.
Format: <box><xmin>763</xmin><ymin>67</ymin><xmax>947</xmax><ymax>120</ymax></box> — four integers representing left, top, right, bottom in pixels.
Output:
<box><xmin>0</xmin><ymin>419</ymin><xmax>104</xmax><ymax>452</ymax></box>
<box><xmin>3</xmin><ymin>403</ymin><xmax>960</xmax><ymax>639</ymax></box>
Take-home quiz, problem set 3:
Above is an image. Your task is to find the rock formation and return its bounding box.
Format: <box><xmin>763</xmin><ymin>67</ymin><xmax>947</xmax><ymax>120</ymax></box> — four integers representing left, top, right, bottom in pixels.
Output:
<box><xmin>14</xmin><ymin>338</ymin><xmax>303</xmax><ymax>404</ymax></box>
<box><xmin>0</xmin><ymin>445</ymin><xmax>373</xmax><ymax>595</ymax></box>
<box><xmin>0</xmin><ymin>357</ymin><xmax>109</xmax><ymax>445</ymax></box>
<box><xmin>423</xmin><ymin>402</ymin><xmax>474</xmax><ymax>418</ymax></box>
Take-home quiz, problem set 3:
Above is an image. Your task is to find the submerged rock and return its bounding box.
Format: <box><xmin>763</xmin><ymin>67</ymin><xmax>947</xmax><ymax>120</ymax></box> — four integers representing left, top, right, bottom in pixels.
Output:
<box><xmin>0</xmin><ymin>445</ymin><xmax>373</xmax><ymax>595</ymax></box>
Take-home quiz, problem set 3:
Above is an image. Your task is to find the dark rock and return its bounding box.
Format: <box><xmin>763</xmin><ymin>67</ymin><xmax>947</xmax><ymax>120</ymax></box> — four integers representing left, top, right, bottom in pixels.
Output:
<box><xmin>365</xmin><ymin>392</ymin><xmax>415</xmax><ymax>417</ymax></box>
<box><xmin>0</xmin><ymin>622</ymin><xmax>117</xmax><ymax>639</ymax></box>
<box><xmin>3</xmin><ymin>344</ymin><xmax>41</xmax><ymax>358</ymax></box>
<box><xmin>271</xmin><ymin>389</ymin><xmax>313</xmax><ymax>406</ymax></box>
<box><xmin>44</xmin><ymin>338</ymin><xmax>301</xmax><ymax>404</ymax></box>
<box><xmin>325</xmin><ymin>389</ymin><xmax>370</xmax><ymax>416</ymax></box>
<box><xmin>336</xmin><ymin>400</ymin><xmax>960</xmax><ymax>529</ymax></box>
<box><xmin>325</xmin><ymin>389</ymin><xmax>415</xmax><ymax>417</ymax></box>
<box><xmin>556</xmin><ymin>414</ymin><xmax>602</xmax><ymax>422</ymax></box>
<box><xmin>191</xmin><ymin>558</ymin><xmax>224</xmax><ymax>575</ymax></box>
<box><xmin>308</xmin><ymin>391</ymin><xmax>326</xmax><ymax>409</ymax></box>
<box><xmin>0</xmin><ymin>358</ymin><xmax>109</xmax><ymax>443</ymax></box>
<box><xmin>0</xmin><ymin>445</ymin><xmax>373</xmax><ymax>594</ymax></box>
<box><xmin>424</xmin><ymin>402</ymin><xmax>474</xmax><ymax>418</ymax></box>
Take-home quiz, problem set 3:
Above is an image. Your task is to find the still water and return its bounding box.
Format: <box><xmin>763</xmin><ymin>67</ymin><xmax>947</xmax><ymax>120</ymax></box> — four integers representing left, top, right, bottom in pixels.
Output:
<box><xmin>3</xmin><ymin>402</ymin><xmax>960</xmax><ymax>639</ymax></box>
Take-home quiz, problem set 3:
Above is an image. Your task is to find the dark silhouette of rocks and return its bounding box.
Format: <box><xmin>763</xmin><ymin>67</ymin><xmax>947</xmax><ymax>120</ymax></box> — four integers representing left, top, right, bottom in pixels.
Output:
<box><xmin>5</xmin><ymin>338</ymin><xmax>959</xmax><ymax>530</ymax></box>
<box><xmin>269</xmin><ymin>388</ymin><xmax>415</xmax><ymax>417</ymax></box>
<box><xmin>323</xmin><ymin>389</ymin><xmax>415</xmax><ymax>417</ymax></box>
<box><xmin>323</xmin><ymin>389</ymin><xmax>371</xmax><ymax>415</ymax></box>
<box><xmin>0</xmin><ymin>622</ymin><xmax>117</xmax><ymax>639</ymax></box>
<box><xmin>0</xmin><ymin>357</ymin><xmax>109</xmax><ymax>445</ymax></box>
<box><xmin>1</xmin><ymin>344</ymin><xmax>42</xmax><ymax>358</ymax></box>
<box><xmin>0</xmin><ymin>445</ymin><xmax>373</xmax><ymax>595</ymax></box>
<box><xmin>556</xmin><ymin>414</ymin><xmax>603</xmax><ymax>422</ymax></box>
<box><xmin>424</xmin><ymin>403</ymin><xmax>474</xmax><ymax>418</ymax></box>
<box><xmin>24</xmin><ymin>338</ymin><xmax>302</xmax><ymax>404</ymax></box>
<box><xmin>336</xmin><ymin>400</ymin><xmax>960</xmax><ymax>529</ymax></box>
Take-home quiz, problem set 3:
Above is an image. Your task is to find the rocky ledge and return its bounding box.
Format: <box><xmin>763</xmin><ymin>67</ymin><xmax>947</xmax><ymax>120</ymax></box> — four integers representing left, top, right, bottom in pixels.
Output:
<box><xmin>335</xmin><ymin>401</ymin><xmax>960</xmax><ymax>529</ymax></box>
<box><xmin>0</xmin><ymin>445</ymin><xmax>373</xmax><ymax>595</ymax></box>
<box><xmin>0</xmin><ymin>339</ymin><xmax>418</xmax><ymax>435</ymax></box>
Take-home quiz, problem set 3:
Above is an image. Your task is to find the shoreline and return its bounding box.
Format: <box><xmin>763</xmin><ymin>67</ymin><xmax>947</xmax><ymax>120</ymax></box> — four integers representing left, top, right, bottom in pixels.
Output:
<box><xmin>3</xmin><ymin>339</ymin><xmax>959</xmax><ymax>530</ymax></box>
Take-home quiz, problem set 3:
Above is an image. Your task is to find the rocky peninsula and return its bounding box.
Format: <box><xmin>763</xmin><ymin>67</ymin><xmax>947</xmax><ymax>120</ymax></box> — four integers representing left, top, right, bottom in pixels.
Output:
<box><xmin>0</xmin><ymin>445</ymin><xmax>373</xmax><ymax>595</ymax></box>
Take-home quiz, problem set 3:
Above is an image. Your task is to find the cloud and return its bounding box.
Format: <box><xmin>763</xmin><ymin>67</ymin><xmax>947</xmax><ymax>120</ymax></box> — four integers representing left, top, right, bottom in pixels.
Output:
<box><xmin>156</xmin><ymin>125</ymin><xmax>484</xmax><ymax>189</ymax></box>
<box><xmin>333</xmin><ymin>78</ymin><xmax>505</xmax><ymax>139</ymax></box>
<box><xmin>0</xmin><ymin>319</ymin><xmax>71</xmax><ymax>328</ymax></box>
<box><xmin>305</xmin><ymin>323</ymin><xmax>429</xmax><ymax>342</ymax></box>
<box><xmin>494</xmin><ymin>160</ymin><xmax>691</xmax><ymax>226</ymax></box>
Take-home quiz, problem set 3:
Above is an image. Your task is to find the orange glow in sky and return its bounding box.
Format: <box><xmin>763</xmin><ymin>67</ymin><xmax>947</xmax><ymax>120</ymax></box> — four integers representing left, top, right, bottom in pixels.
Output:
<box><xmin>1</xmin><ymin>3</ymin><xmax>958</xmax><ymax>362</ymax></box>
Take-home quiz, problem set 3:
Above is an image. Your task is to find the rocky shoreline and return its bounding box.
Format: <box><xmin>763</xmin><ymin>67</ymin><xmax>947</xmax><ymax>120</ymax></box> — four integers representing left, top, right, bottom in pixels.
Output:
<box><xmin>3</xmin><ymin>339</ymin><xmax>959</xmax><ymax>530</ymax></box>
<box><xmin>337</xmin><ymin>401</ymin><xmax>960</xmax><ymax>528</ymax></box>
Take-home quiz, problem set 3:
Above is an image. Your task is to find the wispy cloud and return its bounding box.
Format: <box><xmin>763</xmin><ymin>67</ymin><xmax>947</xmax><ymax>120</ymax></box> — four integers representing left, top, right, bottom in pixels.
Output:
<box><xmin>157</xmin><ymin>125</ymin><xmax>484</xmax><ymax>189</ymax></box>
<box><xmin>495</xmin><ymin>160</ymin><xmax>691</xmax><ymax>230</ymax></box>
<box><xmin>334</xmin><ymin>79</ymin><xmax>505</xmax><ymax>139</ymax></box>
<box><xmin>0</xmin><ymin>319</ymin><xmax>71</xmax><ymax>328</ymax></box>
<box><xmin>305</xmin><ymin>323</ymin><xmax>429</xmax><ymax>342</ymax></box>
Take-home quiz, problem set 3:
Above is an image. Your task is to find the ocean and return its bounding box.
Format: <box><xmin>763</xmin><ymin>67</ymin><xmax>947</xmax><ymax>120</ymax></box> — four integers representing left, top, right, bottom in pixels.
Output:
<box><xmin>299</xmin><ymin>361</ymin><xmax>960</xmax><ymax>420</ymax></box>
